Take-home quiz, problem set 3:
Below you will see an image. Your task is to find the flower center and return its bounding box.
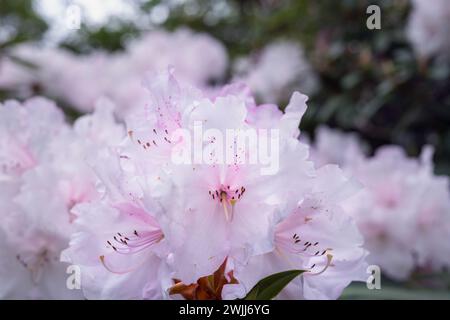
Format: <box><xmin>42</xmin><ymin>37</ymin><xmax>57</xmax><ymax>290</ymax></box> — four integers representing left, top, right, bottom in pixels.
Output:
<box><xmin>208</xmin><ymin>185</ymin><xmax>246</xmax><ymax>221</ymax></box>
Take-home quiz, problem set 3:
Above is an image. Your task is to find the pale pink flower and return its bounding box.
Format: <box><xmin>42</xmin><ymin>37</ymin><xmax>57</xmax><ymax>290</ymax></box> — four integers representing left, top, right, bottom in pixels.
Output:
<box><xmin>223</xmin><ymin>165</ymin><xmax>367</xmax><ymax>300</ymax></box>
<box><xmin>61</xmin><ymin>197</ymin><xmax>171</xmax><ymax>299</ymax></box>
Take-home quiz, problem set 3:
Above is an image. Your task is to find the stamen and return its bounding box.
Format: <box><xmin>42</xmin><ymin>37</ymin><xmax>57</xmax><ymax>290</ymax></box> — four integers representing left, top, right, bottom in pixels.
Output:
<box><xmin>307</xmin><ymin>254</ymin><xmax>333</xmax><ymax>276</ymax></box>
<box><xmin>105</xmin><ymin>230</ymin><xmax>164</xmax><ymax>256</ymax></box>
<box><xmin>99</xmin><ymin>255</ymin><xmax>148</xmax><ymax>275</ymax></box>
<box><xmin>276</xmin><ymin>236</ymin><xmax>328</xmax><ymax>258</ymax></box>
<box><xmin>221</xmin><ymin>192</ymin><xmax>230</xmax><ymax>222</ymax></box>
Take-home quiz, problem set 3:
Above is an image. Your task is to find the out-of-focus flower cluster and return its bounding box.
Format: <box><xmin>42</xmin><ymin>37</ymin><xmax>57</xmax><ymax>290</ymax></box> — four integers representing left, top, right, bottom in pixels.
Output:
<box><xmin>0</xmin><ymin>29</ymin><xmax>321</xmax><ymax>117</ymax></box>
<box><xmin>311</xmin><ymin>126</ymin><xmax>450</xmax><ymax>282</ymax></box>
<box><xmin>0</xmin><ymin>29</ymin><xmax>228</xmax><ymax>117</ymax></box>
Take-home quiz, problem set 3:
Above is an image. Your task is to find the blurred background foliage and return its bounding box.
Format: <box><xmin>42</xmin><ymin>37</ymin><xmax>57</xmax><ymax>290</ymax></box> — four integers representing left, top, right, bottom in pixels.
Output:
<box><xmin>0</xmin><ymin>0</ymin><xmax>48</xmax><ymax>48</ymax></box>
<box><xmin>0</xmin><ymin>0</ymin><xmax>449</xmax><ymax>175</ymax></box>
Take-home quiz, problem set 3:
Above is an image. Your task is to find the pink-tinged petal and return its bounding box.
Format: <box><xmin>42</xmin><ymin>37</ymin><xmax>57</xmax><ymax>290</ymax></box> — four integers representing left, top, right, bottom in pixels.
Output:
<box><xmin>246</xmin><ymin>103</ymin><xmax>283</xmax><ymax>129</ymax></box>
<box><xmin>164</xmin><ymin>181</ymin><xmax>230</xmax><ymax>284</ymax></box>
<box><xmin>61</xmin><ymin>200</ymin><xmax>167</xmax><ymax>299</ymax></box>
<box><xmin>113</xmin><ymin>202</ymin><xmax>160</xmax><ymax>230</ymax></box>
<box><xmin>280</xmin><ymin>91</ymin><xmax>308</xmax><ymax>139</ymax></box>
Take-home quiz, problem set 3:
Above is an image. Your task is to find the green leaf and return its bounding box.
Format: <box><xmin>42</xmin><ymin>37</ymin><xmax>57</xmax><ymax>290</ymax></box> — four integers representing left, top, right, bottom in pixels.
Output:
<box><xmin>244</xmin><ymin>270</ymin><xmax>305</xmax><ymax>300</ymax></box>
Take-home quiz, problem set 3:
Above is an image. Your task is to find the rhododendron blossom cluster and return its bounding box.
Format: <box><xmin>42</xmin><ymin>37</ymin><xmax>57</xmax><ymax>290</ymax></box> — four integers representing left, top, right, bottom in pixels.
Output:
<box><xmin>0</xmin><ymin>70</ymin><xmax>368</xmax><ymax>300</ymax></box>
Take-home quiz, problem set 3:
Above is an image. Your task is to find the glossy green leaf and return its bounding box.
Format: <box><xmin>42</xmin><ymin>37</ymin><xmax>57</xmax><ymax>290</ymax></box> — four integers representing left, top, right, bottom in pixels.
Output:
<box><xmin>244</xmin><ymin>269</ymin><xmax>305</xmax><ymax>300</ymax></box>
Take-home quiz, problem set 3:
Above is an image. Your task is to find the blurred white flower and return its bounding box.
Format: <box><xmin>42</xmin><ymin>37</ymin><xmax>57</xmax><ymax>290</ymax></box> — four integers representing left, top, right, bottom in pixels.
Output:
<box><xmin>309</xmin><ymin>126</ymin><xmax>367</xmax><ymax>171</ymax></box>
<box><xmin>407</xmin><ymin>0</ymin><xmax>450</xmax><ymax>61</ymax></box>
<box><xmin>233</xmin><ymin>40</ymin><xmax>319</xmax><ymax>103</ymax></box>
<box><xmin>343</xmin><ymin>146</ymin><xmax>450</xmax><ymax>280</ymax></box>
<box><xmin>311</xmin><ymin>127</ymin><xmax>450</xmax><ymax>281</ymax></box>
